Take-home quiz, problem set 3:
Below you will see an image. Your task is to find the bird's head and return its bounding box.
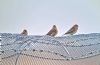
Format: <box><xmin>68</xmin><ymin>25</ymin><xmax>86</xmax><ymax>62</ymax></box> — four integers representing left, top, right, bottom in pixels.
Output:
<box><xmin>53</xmin><ymin>25</ymin><xmax>57</xmax><ymax>28</ymax></box>
<box><xmin>74</xmin><ymin>24</ymin><xmax>78</xmax><ymax>27</ymax></box>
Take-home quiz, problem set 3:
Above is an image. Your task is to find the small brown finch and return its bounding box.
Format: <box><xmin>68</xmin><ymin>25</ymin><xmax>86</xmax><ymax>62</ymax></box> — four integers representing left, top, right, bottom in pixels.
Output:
<box><xmin>46</xmin><ymin>25</ymin><xmax>58</xmax><ymax>36</ymax></box>
<box><xmin>64</xmin><ymin>24</ymin><xmax>78</xmax><ymax>35</ymax></box>
<box><xmin>21</xmin><ymin>29</ymin><xmax>28</xmax><ymax>35</ymax></box>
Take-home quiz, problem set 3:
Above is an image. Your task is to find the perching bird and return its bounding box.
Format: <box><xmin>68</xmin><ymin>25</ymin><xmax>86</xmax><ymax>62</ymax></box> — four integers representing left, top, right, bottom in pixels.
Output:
<box><xmin>64</xmin><ymin>24</ymin><xmax>78</xmax><ymax>35</ymax></box>
<box><xmin>21</xmin><ymin>29</ymin><xmax>28</xmax><ymax>35</ymax></box>
<box><xmin>46</xmin><ymin>25</ymin><xmax>58</xmax><ymax>37</ymax></box>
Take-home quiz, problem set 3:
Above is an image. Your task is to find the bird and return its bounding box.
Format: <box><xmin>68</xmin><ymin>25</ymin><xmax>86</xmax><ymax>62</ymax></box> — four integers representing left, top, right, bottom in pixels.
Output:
<box><xmin>46</xmin><ymin>25</ymin><xmax>58</xmax><ymax>37</ymax></box>
<box><xmin>64</xmin><ymin>24</ymin><xmax>78</xmax><ymax>35</ymax></box>
<box><xmin>21</xmin><ymin>29</ymin><xmax>28</xmax><ymax>35</ymax></box>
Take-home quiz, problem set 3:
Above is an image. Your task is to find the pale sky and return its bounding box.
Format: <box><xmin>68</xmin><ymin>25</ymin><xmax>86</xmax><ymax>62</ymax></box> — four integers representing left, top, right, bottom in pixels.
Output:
<box><xmin>0</xmin><ymin>0</ymin><xmax>100</xmax><ymax>36</ymax></box>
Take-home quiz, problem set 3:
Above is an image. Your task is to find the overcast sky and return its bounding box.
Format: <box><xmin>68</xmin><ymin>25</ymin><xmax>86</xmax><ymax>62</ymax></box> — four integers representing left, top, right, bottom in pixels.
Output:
<box><xmin>0</xmin><ymin>0</ymin><xmax>100</xmax><ymax>36</ymax></box>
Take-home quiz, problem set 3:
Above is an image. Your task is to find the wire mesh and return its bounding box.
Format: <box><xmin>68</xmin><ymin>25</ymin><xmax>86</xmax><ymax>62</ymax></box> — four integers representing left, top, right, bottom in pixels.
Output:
<box><xmin>0</xmin><ymin>33</ymin><xmax>100</xmax><ymax>65</ymax></box>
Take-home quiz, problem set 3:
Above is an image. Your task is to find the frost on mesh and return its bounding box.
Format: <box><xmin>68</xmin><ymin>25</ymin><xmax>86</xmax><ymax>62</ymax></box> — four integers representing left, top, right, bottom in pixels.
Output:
<box><xmin>0</xmin><ymin>33</ymin><xmax>100</xmax><ymax>65</ymax></box>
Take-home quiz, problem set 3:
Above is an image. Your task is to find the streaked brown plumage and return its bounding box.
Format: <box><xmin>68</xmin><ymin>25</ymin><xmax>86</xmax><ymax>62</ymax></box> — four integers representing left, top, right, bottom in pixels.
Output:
<box><xmin>46</xmin><ymin>25</ymin><xmax>58</xmax><ymax>36</ymax></box>
<box><xmin>21</xmin><ymin>29</ymin><xmax>28</xmax><ymax>35</ymax></box>
<box><xmin>64</xmin><ymin>24</ymin><xmax>78</xmax><ymax>35</ymax></box>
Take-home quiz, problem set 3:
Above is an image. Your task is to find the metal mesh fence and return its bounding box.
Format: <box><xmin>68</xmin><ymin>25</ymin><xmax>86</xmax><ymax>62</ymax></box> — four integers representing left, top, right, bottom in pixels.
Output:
<box><xmin>0</xmin><ymin>33</ymin><xmax>100</xmax><ymax>65</ymax></box>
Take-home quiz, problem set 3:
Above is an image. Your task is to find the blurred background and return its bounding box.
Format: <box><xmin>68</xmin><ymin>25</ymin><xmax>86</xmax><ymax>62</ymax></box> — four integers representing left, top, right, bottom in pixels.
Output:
<box><xmin>0</xmin><ymin>0</ymin><xmax>100</xmax><ymax>36</ymax></box>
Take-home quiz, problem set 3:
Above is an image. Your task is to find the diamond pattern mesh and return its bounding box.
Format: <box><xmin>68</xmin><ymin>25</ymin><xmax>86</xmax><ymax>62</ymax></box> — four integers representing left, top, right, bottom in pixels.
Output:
<box><xmin>0</xmin><ymin>33</ymin><xmax>100</xmax><ymax>65</ymax></box>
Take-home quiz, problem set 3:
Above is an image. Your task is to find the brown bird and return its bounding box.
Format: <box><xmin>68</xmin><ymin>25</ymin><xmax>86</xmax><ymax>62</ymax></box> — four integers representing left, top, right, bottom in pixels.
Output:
<box><xmin>64</xmin><ymin>24</ymin><xmax>78</xmax><ymax>35</ymax></box>
<box><xmin>21</xmin><ymin>29</ymin><xmax>28</xmax><ymax>35</ymax></box>
<box><xmin>46</xmin><ymin>25</ymin><xmax>58</xmax><ymax>37</ymax></box>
